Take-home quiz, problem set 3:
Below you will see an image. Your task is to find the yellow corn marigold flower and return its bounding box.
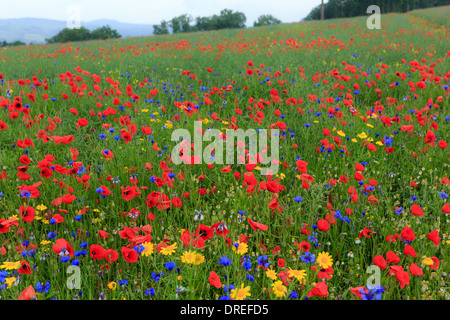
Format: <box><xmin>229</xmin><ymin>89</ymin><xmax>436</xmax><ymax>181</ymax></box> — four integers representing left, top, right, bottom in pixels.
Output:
<box><xmin>230</xmin><ymin>283</ymin><xmax>251</xmax><ymax>300</ymax></box>
<box><xmin>108</xmin><ymin>282</ymin><xmax>117</xmax><ymax>290</ymax></box>
<box><xmin>5</xmin><ymin>277</ymin><xmax>16</xmax><ymax>288</ymax></box>
<box><xmin>193</xmin><ymin>253</ymin><xmax>205</xmax><ymax>265</ymax></box>
<box><xmin>141</xmin><ymin>242</ymin><xmax>154</xmax><ymax>257</ymax></box>
<box><xmin>181</xmin><ymin>250</ymin><xmax>197</xmax><ymax>264</ymax></box>
<box><xmin>288</xmin><ymin>268</ymin><xmax>307</xmax><ymax>284</ymax></box>
<box><xmin>0</xmin><ymin>261</ymin><xmax>21</xmax><ymax>270</ymax></box>
<box><xmin>232</xmin><ymin>241</ymin><xmax>248</xmax><ymax>255</ymax></box>
<box><xmin>266</xmin><ymin>269</ymin><xmax>278</xmax><ymax>281</ymax></box>
<box><xmin>271</xmin><ymin>280</ymin><xmax>287</xmax><ymax>298</ymax></box>
<box><xmin>317</xmin><ymin>251</ymin><xmax>333</xmax><ymax>269</ymax></box>
<box><xmin>160</xmin><ymin>243</ymin><xmax>177</xmax><ymax>256</ymax></box>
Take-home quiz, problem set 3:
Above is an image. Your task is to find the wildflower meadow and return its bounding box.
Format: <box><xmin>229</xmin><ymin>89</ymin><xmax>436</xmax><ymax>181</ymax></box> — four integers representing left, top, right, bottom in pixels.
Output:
<box><xmin>0</xmin><ymin>5</ymin><xmax>449</xmax><ymax>302</ymax></box>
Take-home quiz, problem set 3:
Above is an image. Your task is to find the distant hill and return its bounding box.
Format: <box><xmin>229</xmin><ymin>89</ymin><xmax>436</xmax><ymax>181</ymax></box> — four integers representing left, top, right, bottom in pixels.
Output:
<box><xmin>0</xmin><ymin>18</ymin><xmax>154</xmax><ymax>44</ymax></box>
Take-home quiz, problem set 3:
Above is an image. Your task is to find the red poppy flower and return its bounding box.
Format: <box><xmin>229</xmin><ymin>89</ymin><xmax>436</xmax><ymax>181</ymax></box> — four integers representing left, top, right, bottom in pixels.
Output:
<box><xmin>277</xmin><ymin>271</ymin><xmax>292</xmax><ymax>286</ymax></box>
<box><xmin>121</xmin><ymin>246</ymin><xmax>139</xmax><ymax>263</ymax></box>
<box><xmin>307</xmin><ymin>281</ymin><xmax>328</xmax><ymax>298</ymax></box>
<box><xmin>104</xmin><ymin>249</ymin><xmax>119</xmax><ymax>262</ymax></box>
<box><xmin>386</xmin><ymin>251</ymin><xmax>400</xmax><ymax>264</ymax></box>
<box><xmin>247</xmin><ymin>218</ymin><xmax>268</xmax><ymax>231</ymax></box>
<box><xmin>102</xmin><ymin>149</ymin><xmax>114</xmax><ymax>158</ymax></box>
<box><xmin>0</xmin><ymin>218</ymin><xmax>19</xmax><ymax>234</ymax></box>
<box><xmin>403</xmin><ymin>245</ymin><xmax>417</xmax><ymax>257</ymax></box>
<box><xmin>121</xmin><ymin>131</ymin><xmax>132</xmax><ymax>143</ymax></box>
<box><xmin>171</xmin><ymin>196</ymin><xmax>182</xmax><ymax>208</ymax></box>
<box><xmin>429</xmin><ymin>257</ymin><xmax>440</xmax><ymax>270</ymax></box>
<box><xmin>312</xmin><ymin>265</ymin><xmax>334</xmax><ymax>280</ymax></box>
<box><xmin>411</xmin><ymin>204</ymin><xmax>424</xmax><ymax>216</ymax></box>
<box><xmin>195</xmin><ymin>224</ymin><xmax>214</xmax><ymax>241</ymax></box>
<box><xmin>19</xmin><ymin>285</ymin><xmax>36</xmax><ymax>300</ymax></box>
<box><xmin>19</xmin><ymin>205</ymin><xmax>35</xmax><ymax>223</ymax></box>
<box><xmin>400</xmin><ymin>226</ymin><xmax>415</xmax><ymax>242</ymax></box>
<box><xmin>98</xmin><ymin>230</ymin><xmax>110</xmax><ymax>239</ymax></box>
<box><xmin>350</xmin><ymin>286</ymin><xmax>366</xmax><ymax>299</ymax></box>
<box><xmin>17</xmin><ymin>260</ymin><xmax>32</xmax><ymax>275</ymax></box>
<box><xmin>373</xmin><ymin>255</ymin><xmax>387</xmax><ymax>269</ymax></box>
<box><xmin>409</xmin><ymin>263</ymin><xmax>423</xmax><ymax>276</ymax></box>
<box><xmin>209</xmin><ymin>271</ymin><xmax>222</xmax><ymax>288</ymax></box>
<box><xmin>359</xmin><ymin>226</ymin><xmax>376</xmax><ymax>238</ymax></box>
<box><xmin>317</xmin><ymin>219</ymin><xmax>329</xmax><ymax>232</ymax></box>
<box><xmin>427</xmin><ymin>230</ymin><xmax>440</xmax><ymax>246</ymax></box>
<box><xmin>211</xmin><ymin>222</ymin><xmax>229</xmax><ymax>239</ymax></box>
<box><xmin>355</xmin><ymin>163</ymin><xmax>365</xmax><ymax>172</ymax></box>
<box><xmin>297</xmin><ymin>241</ymin><xmax>310</xmax><ymax>252</ymax></box>
<box><xmin>52</xmin><ymin>238</ymin><xmax>74</xmax><ymax>258</ymax></box>
<box><xmin>121</xmin><ymin>185</ymin><xmax>136</xmax><ymax>201</ymax></box>
<box><xmin>90</xmin><ymin>244</ymin><xmax>106</xmax><ymax>260</ymax></box>
<box><xmin>76</xmin><ymin>118</ymin><xmax>89</xmax><ymax>129</ymax></box>
<box><xmin>395</xmin><ymin>270</ymin><xmax>410</xmax><ymax>289</ymax></box>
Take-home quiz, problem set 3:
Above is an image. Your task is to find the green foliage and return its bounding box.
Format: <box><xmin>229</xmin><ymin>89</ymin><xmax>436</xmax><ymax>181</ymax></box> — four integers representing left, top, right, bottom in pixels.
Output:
<box><xmin>305</xmin><ymin>0</ymin><xmax>449</xmax><ymax>21</ymax></box>
<box><xmin>253</xmin><ymin>14</ymin><xmax>282</xmax><ymax>27</ymax></box>
<box><xmin>153</xmin><ymin>20</ymin><xmax>169</xmax><ymax>35</ymax></box>
<box><xmin>46</xmin><ymin>25</ymin><xmax>121</xmax><ymax>44</ymax></box>
<box><xmin>157</xmin><ymin>8</ymin><xmax>247</xmax><ymax>34</ymax></box>
<box><xmin>91</xmin><ymin>25</ymin><xmax>121</xmax><ymax>40</ymax></box>
<box><xmin>0</xmin><ymin>40</ymin><xmax>26</xmax><ymax>47</ymax></box>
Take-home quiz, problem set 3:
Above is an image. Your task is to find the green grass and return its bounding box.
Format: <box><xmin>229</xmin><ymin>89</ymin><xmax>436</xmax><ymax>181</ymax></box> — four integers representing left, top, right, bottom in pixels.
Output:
<box><xmin>0</xmin><ymin>6</ymin><xmax>448</xmax><ymax>300</ymax></box>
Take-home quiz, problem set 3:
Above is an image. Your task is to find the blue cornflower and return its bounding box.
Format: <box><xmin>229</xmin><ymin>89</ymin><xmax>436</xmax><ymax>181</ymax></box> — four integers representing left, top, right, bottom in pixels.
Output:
<box><xmin>133</xmin><ymin>245</ymin><xmax>145</xmax><ymax>254</ymax></box>
<box><xmin>218</xmin><ymin>256</ymin><xmax>232</xmax><ymax>267</ymax></box>
<box><xmin>438</xmin><ymin>191</ymin><xmax>448</xmax><ymax>199</ymax></box>
<box><xmin>256</xmin><ymin>255</ymin><xmax>268</xmax><ymax>267</ymax></box>
<box><xmin>35</xmin><ymin>281</ymin><xmax>51</xmax><ymax>293</ymax></box>
<box><xmin>165</xmin><ymin>261</ymin><xmax>176</xmax><ymax>271</ymax></box>
<box><xmin>246</xmin><ymin>274</ymin><xmax>255</xmax><ymax>282</ymax></box>
<box><xmin>300</xmin><ymin>252</ymin><xmax>316</xmax><ymax>264</ymax></box>
<box><xmin>21</xmin><ymin>190</ymin><xmax>31</xmax><ymax>198</ymax></box>
<box><xmin>288</xmin><ymin>291</ymin><xmax>298</xmax><ymax>299</ymax></box>
<box><xmin>294</xmin><ymin>196</ymin><xmax>303</xmax><ymax>202</ymax></box>
<box><xmin>359</xmin><ymin>284</ymin><xmax>384</xmax><ymax>300</ymax></box>
<box><xmin>119</xmin><ymin>280</ymin><xmax>129</xmax><ymax>286</ymax></box>
<box><xmin>151</xmin><ymin>272</ymin><xmax>164</xmax><ymax>282</ymax></box>
<box><xmin>223</xmin><ymin>284</ymin><xmax>235</xmax><ymax>294</ymax></box>
<box><xmin>383</xmin><ymin>136</ymin><xmax>393</xmax><ymax>146</ymax></box>
<box><xmin>308</xmin><ymin>232</ymin><xmax>318</xmax><ymax>243</ymax></box>
<box><xmin>243</xmin><ymin>260</ymin><xmax>252</xmax><ymax>271</ymax></box>
<box><xmin>71</xmin><ymin>259</ymin><xmax>80</xmax><ymax>266</ymax></box>
<box><xmin>47</xmin><ymin>232</ymin><xmax>57</xmax><ymax>239</ymax></box>
<box><xmin>145</xmin><ymin>288</ymin><xmax>155</xmax><ymax>296</ymax></box>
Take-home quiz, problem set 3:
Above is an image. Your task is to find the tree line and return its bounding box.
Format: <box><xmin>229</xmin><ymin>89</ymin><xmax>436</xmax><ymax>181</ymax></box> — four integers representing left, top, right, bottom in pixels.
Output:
<box><xmin>305</xmin><ymin>0</ymin><xmax>449</xmax><ymax>20</ymax></box>
<box><xmin>1</xmin><ymin>40</ymin><xmax>27</xmax><ymax>47</ymax></box>
<box><xmin>153</xmin><ymin>9</ymin><xmax>282</xmax><ymax>34</ymax></box>
<box><xmin>46</xmin><ymin>25</ymin><xmax>121</xmax><ymax>44</ymax></box>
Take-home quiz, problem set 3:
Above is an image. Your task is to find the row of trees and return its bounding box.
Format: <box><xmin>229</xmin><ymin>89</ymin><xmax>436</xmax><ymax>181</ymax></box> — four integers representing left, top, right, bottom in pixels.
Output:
<box><xmin>0</xmin><ymin>40</ymin><xmax>26</xmax><ymax>47</ymax></box>
<box><xmin>305</xmin><ymin>0</ymin><xmax>449</xmax><ymax>20</ymax></box>
<box><xmin>46</xmin><ymin>25</ymin><xmax>121</xmax><ymax>44</ymax></box>
<box><xmin>153</xmin><ymin>9</ymin><xmax>281</xmax><ymax>34</ymax></box>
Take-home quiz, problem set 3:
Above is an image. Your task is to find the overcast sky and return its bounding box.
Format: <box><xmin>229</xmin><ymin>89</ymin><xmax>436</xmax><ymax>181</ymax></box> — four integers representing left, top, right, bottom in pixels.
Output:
<box><xmin>0</xmin><ymin>0</ymin><xmax>321</xmax><ymax>25</ymax></box>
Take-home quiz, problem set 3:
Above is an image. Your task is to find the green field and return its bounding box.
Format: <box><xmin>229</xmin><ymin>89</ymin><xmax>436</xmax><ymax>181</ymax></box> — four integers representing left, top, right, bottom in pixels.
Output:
<box><xmin>0</xmin><ymin>6</ymin><xmax>449</xmax><ymax>300</ymax></box>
